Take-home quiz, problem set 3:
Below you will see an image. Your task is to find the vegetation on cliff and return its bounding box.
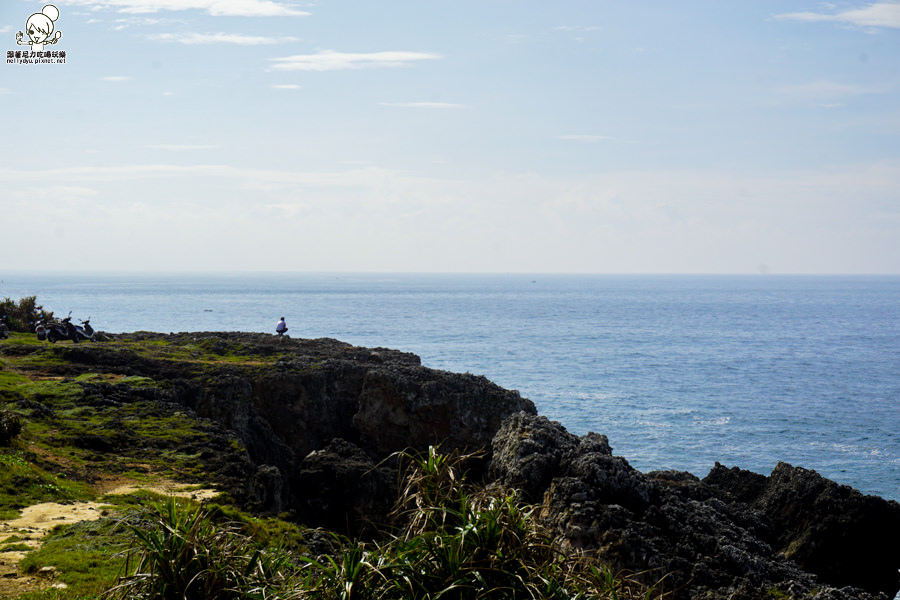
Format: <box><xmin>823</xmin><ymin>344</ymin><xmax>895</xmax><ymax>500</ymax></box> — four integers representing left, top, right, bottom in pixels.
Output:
<box><xmin>99</xmin><ymin>449</ymin><xmax>664</xmax><ymax>600</ymax></box>
<box><xmin>0</xmin><ymin>329</ymin><xmax>661</xmax><ymax>600</ymax></box>
<box><xmin>0</xmin><ymin>296</ymin><xmax>52</xmax><ymax>333</ymax></box>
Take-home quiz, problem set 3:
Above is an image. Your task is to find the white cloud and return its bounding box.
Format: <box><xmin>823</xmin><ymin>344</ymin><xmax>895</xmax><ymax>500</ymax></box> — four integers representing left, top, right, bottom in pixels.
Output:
<box><xmin>271</xmin><ymin>84</ymin><xmax>301</xmax><ymax>90</ymax></box>
<box><xmin>0</xmin><ymin>88</ymin><xmax>10</xmax><ymax>95</ymax></box>
<box><xmin>268</xmin><ymin>50</ymin><xmax>442</xmax><ymax>71</ymax></box>
<box><xmin>380</xmin><ymin>102</ymin><xmax>468</xmax><ymax>109</ymax></box>
<box><xmin>113</xmin><ymin>16</ymin><xmax>169</xmax><ymax>28</ymax></box>
<box><xmin>556</xmin><ymin>134</ymin><xmax>621</xmax><ymax>142</ymax></box>
<box><xmin>777</xmin><ymin>79</ymin><xmax>885</xmax><ymax>100</ymax></box>
<box><xmin>59</xmin><ymin>0</ymin><xmax>309</xmax><ymax>17</ymax></box>
<box><xmin>2</xmin><ymin>162</ymin><xmax>899</xmax><ymax>273</ymax></box>
<box><xmin>32</xmin><ymin>186</ymin><xmax>100</xmax><ymax>201</ymax></box>
<box><xmin>0</xmin><ymin>164</ymin><xmax>403</xmax><ymax>187</ymax></box>
<box><xmin>776</xmin><ymin>2</ymin><xmax>900</xmax><ymax>29</ymax></box>
<box><xmin>148</xmin><ymin>32</ymin><xmax>299</xmax><ymax>44</ymax></box>
<box><xmin>101</xmin><ymin>76</ymin><xmax>133</xmax><ymax>82</ymax></box>
<box><xmin>145</xmin><ymin>145</ymin><xmax>219</xmax><ymax>151</ymax></box>
<box><xmin>554</xmin><ymin>25</ymin><xmax>602</xmax><ymax>32</ymax></box>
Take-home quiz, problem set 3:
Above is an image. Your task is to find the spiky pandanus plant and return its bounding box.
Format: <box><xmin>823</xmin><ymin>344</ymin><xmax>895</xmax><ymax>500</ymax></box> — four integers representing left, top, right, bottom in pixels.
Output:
<box><xmin>105</xmin><ymin>498</ymin><xmax>301</xmax><ymax>600</ymax></box>
<box><xmin>300</xmin><ymin>446</ymin><xmax>669</xmax><ymax>600</ymax></box>
<box><xmin>107</xmin><ymin>450</ymin><xmax>668</xmax><ymax>600</ymax></box>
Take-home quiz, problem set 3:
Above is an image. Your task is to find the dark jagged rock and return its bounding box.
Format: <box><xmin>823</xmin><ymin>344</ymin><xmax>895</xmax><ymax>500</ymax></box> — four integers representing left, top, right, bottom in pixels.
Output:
<box><xmin>293</xmin><ymin>438</ymin><xmax>394</xmax><ymax>536</ymax></box>
<box><xmin>491</xmin><ymin>411</ymin><xmax>899</xmax><ymax>600</ymax></box>
<box><xmin>703</xmin><ymin>463</ymin><xmax>769</xmax><ymax>503</ymax></box>
<box><xmin>6</xmin><ymin>332</ymin><xmax>898</xmax><ymax>599</ymax></box>
<box><xmin>21</xmin><ymin>332</ymin><xmax>535</xmax><ymax>533</ymax></box>
<box><xmin>704</xmin><ymin>461</ymin><xmax>900</xmax><ymax>596</ymax></box>
<box><xmin>489</xmin><ymin>413</ymin><xmax>583</xmax><ymax>502</ymax></box>
<box><xmin>250</xmin><ymin>464</ymin><xmax>285</xmax><ymax>515</ymax></box>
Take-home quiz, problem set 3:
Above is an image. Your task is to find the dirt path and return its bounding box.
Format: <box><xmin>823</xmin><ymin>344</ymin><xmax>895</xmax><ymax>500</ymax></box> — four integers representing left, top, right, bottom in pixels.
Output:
<box><xmin>0</xmin><ymin>483</ymin><xmax>218</xmax><ymax>597</ymax></box>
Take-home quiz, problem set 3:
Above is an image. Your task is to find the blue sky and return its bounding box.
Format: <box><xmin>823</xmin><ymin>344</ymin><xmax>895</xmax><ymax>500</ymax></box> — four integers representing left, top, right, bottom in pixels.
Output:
<box><xmin>2</xmin><ymin>1</ymin><xmax>899</xmax><ymax>273</ymax></box>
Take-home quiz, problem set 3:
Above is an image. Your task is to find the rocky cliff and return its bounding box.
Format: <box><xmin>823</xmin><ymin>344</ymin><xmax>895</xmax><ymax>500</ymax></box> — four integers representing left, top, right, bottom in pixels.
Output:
<box><xmin>491</xmin><ymin>412</ymin><xmax>900</xmax><ymax>600</ymax></box>
<box><xmin>26</xmin><ymin>332</ymin><xmax>535</xmax><ymax>532</ymax></box>
<box><xmin>5</xmin><ymin>332</ymin><xmax>898</xmax><ymax>599</ymax></box>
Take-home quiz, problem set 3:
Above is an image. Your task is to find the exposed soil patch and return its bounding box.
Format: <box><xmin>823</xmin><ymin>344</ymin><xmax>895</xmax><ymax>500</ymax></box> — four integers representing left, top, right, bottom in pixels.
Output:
<box><xmin>0</xmin><ymin>481</ymin><xmax>218</xmax><ymax>598</ymax></box>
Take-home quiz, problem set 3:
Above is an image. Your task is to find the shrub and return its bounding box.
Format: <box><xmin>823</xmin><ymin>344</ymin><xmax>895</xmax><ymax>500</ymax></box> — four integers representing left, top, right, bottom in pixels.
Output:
<box><xmin>105</xmin><ymin>450</ymin><xmax>668</xmax><ymax>600</ymax></box>
<box><xmin>104</xmin><ymin>497</ymin><xmax>301</xmax><ymax>600</ymax></box>
<box><xmin>0</xmin><ymin>295</ymin><xmax>54</xmax><ymax>333</ymax></box>
<box><xmin>0</xmin><ymin>410</ymin><xmax>23</xmax><ymax>446</ymax></box>
<box><xmin>299</xmin><ymin>446</ymin><xmax>669</xmax><ymax>600</ymax></box>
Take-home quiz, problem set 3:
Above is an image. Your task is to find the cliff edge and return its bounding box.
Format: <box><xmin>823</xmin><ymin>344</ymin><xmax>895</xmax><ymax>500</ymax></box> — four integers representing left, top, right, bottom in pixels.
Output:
<box><xmin>1</xmin><ymin>332</ymin><xmax>897</xmax><ymax>600</ymax></box>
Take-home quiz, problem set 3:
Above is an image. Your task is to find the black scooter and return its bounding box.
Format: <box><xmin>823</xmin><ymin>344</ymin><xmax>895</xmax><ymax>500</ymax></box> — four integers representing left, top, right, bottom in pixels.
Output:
<box><xmin>45</xmin><ymin>313</ymin><xmax>95</xmax><ymax>343</ymax></box>
<box><xmin>0</xmin><ymin>315</ymin><xmax>8</xmax><ymax>340</ymax></box>
<box><xmin>45</xmin><ymin>316</ymin><xmax>71</xmax><ymax>343</ymax></box>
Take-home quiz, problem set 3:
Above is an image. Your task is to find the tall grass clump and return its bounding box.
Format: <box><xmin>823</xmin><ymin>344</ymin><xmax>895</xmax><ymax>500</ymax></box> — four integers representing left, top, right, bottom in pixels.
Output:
<box><xmin>104</xmin><ymin>449</ymin><xmax>668</xmax><ymax>600</ymax></box>
<box><xmin>299</xmin><ymin>446</ymin><xmax>668</xmax><ymax>600</ymax></box>
<box><xmin>104</xmin><ymin>497</ymin><xmax>301</xmax><ymax>600</ymax></box>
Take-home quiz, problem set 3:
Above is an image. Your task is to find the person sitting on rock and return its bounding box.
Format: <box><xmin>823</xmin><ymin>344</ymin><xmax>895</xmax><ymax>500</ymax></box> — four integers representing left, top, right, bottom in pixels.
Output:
<box><xmin>275</xmin><ymin>317</ymin><xmax>288</xmax><ymax>337</ymax></box>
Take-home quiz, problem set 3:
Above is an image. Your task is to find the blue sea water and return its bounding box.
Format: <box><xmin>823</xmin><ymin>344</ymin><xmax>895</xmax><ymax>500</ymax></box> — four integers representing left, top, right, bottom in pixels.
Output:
<box><xmin>1</xmin><ymin>272</ymin><xmax>898</xmax><ymax>502</ymax></box>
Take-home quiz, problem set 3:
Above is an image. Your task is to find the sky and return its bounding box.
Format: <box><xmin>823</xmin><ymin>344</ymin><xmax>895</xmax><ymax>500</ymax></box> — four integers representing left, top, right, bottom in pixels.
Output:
<box><xmin>1</xmin><ymin>1</ymin><xmax>899</xmax><ymax>274</ymax></box>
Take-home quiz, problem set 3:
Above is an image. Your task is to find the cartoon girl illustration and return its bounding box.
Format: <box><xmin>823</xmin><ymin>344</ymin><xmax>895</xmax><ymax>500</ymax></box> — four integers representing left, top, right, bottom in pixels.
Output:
<box><xmin>16</xmin><ymin>5</ymin><xmax>62</xmax><ymax>52</ymax></box>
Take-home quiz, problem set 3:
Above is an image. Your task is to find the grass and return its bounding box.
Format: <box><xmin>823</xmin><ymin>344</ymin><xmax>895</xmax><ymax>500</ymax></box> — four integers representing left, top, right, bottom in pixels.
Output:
<box><xmin>0</xmin><ymin>441</ymin><xmax>671</xmax><ymax>600</ymax></box>
<box><xmin>0</xmin><ymin>370</ymin><xmax>236</xmax><ymax>491</ymax></box>
<box><xmin>0</xmin><ymin>449</ymin><xmax>94</xmax><ymax>519</ymax></box>
<box><xmin>0</xmin><ymin>542</ymin><xmax>32</xmax><ymax>552</ymax></box>
<box><xmin>10</xmin><ymin>490</ymin><xmax>306</xmax><ymax>600</ymax></box>
<box><xmin>294</xmin><ymin>447</ymin><xmax>669</xmax><ymax>600</ymax></box>
<box><xmin>0</xmin><ymin>330</ymin><xmax>256</xmax><ymax>545</ymax></box>
<box><xmin>68</xmin><ymin>447</ymin><xmax>668</xmax><ymax>600</ymax></box>
<box><xmin>19</xmin><ymin>518</ymin><xmax>128</xmax><ymax>595</ymax></box>
<box><xmin>104</xmin><ymin>497</ymin><xmax>302</xmax><ymax>600</ymax></box>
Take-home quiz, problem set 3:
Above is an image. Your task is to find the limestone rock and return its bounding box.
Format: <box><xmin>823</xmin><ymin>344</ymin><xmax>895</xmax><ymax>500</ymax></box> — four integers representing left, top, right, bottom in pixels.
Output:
<box><xmin>490</xmin><ymin>411</ymin><xmax>896</xmax><ymax>600</ymax></box>
<box><xmin>704</xmin><ymin>461</ymin><xmax>900</xmax><ymax>596</ymax></box>
<box><xmin>38</xmin><ymin>332</ymin><xmax>536</xmax><ymax>532</ymax></box>
<box><xmin>293</xmin><ymin>438</ymin><xmax>394</xmax><ymax>536</ymax></box>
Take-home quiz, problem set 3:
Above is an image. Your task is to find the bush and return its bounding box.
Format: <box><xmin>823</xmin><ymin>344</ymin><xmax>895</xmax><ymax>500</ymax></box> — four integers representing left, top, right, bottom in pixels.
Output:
<box><xmin>299</xmin><ymin>446</ymin><xmax>669</xmax><ymax>600</ymax></box>
<box><xmin>0</xmin><ymin>296</ymin><xmax>53</xmax><ymax>333</ymax></box>
<box><xmin>0</xmin><ymin>410</ymin><xmax>23</xmax><ymax>446</ymax></box>
<box><xmin>105</xmin><ymin>450</ymin><xmax>668</xmax><ymax>600</ymax></box>
<box><xmin>105</xmin><ymin>497</ymin><xmax>300</xmax><ymax>600</ymax></box>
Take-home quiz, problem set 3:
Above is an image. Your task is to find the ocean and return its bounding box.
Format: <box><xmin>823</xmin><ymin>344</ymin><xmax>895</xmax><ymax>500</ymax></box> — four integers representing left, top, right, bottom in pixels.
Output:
<box><xmin>1</xmin><ymin>272</ymin><xmax>898</xmax><ymax>502</ymax></box>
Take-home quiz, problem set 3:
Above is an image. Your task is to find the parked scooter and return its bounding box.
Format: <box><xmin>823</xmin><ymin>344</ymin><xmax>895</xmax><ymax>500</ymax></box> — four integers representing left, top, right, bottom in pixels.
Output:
<box><xmin>44</xmin><ymin>315</ymin><xmax>71</xmax><ymax>343</ymax></box>
<box><xmin>34</xmin><ymin>318</ymin><xmax>49</xmax><ymax>341</ymax></box>
<box><xmin>74</xmin><ymin>317</ymin><xmax>95</xmax><ymax>342</ymax></box>
<box><xmin>0</xmin><ymin>315</ymin><xmax>9</xmax><ymax>340</ymax></box>
<box><xmin>45</xmin><ymin>312</ymin><xmax>95</xmax><ymax>343</ymax></box>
